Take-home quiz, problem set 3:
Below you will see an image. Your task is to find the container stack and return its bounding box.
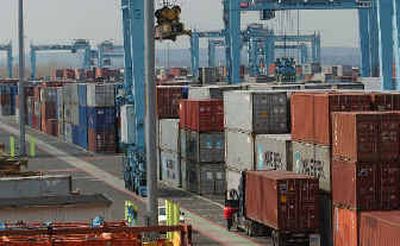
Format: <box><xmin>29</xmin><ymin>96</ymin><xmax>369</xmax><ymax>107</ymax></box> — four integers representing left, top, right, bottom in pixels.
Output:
<box><xmin>62</xmin><ymin>84</ymin><xmax>78</xmax><ymax>143</ymax></box>
<box><xmin>179</xmin><ymin>99</ymin><xmax>225</xmax><ymax>195</ymax></box>
<box><xmin>290</xmin><ymin>91</ymin><xmax>374</xmax><ymax>245</ymax></box>
<box><xmin>40</xmin><ymin>86</ymin><xmax>60</xmax><ymax>137</ymax></box>
<box><xmin>73</xmin><ymin>84</ymin><xmax>88</xmax><ymax>149</ymax></box>
<box><xmin>0</xmin><ymin>82</ymin><xmax>17</xmax><ymax>116</ymax></box>
<box><xmin>156</xmin><ymin>85</ymin><xmax>188</xmax><ymax>119</ymax></box>
<box><xmin>331</xmin><ymin>111</ymin><xmax>400</xmax><ymax>246</ymax></box>
<box><xmin>224</xmin><ymin>90</ymin><xmax>291</xmax><ymax>192</ymax></box>
<box><xmin>87</xmin><ymin>83</ymin><xmax>116</xmax><ymax>153</ymax></box>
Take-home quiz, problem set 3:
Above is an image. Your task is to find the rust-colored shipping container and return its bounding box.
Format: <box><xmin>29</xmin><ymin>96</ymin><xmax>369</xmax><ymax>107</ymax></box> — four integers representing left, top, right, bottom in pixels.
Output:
<box><xmin>332</xmin><ymin>159</ymin><xmax>400</xmax><ymax>211</ymax></box>
<box><xmin>88</xmin><ymin>128</ymin><xmax>117</xmax><ymax>153</ymax></box>
<box><xmin>372</xmin><ymin>92</ymin><xmax>400</xmax><ymax>111</ymax></box>
<box><xmin>245</xmin><ymin>170</ymin><xmax>319</xmax><ymax>232</ymax></box>
<box><xmin>178</xmin><ymin>100</ymin><xmax>187</xmax><ymax>129</ymax></box>
<box><xmin>332</xmin><ymin>112</ymin><xmax>400</xmax><ymax>162</ymax></box>
<box><xmin>180</xmin><ymin>99</ymin><xmax>224</xmax><ymax>132</ymax></box>
<box><xmin>157</xmin><ymin>86</ymin><xmax>187</xmax><ymax>119</ymax></box>
<box><xmin>43</xmin><ymin>119</ymin><xmax>58</xmax><ymax>137</ymax></box>
<box><xmin>360</xmin><ymin>211</ymin><xmax>400</xmax><ymax>246</ymax></box>
<box><xmin>333</xmin><ymin>207</ymin><xmax>358</xmax><ymax>246</ymax></box>
<box><xmin>291</xmin><ymin>92</ymin><xmax>372</xmax><ymax>145</ymax></box>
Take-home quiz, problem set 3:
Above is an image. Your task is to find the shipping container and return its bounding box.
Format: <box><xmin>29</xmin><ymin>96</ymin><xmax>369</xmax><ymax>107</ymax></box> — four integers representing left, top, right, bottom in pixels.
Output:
<box><xmin>64</xmin><ymin>122</ymin><xmax>73</xmax><ymax>143</ymax></box>
<box><xmin>160</xmin><ymin>149</ymin><xmax>181</xmax><ymax>188</ymax></box>
<box><xmin>244</xmin><ymin>171</ymin><xmax>319</xmax><ymax>232</ymax></box>
<box><xmin>86</xmin><ymin>83</ymin><xmax>115</xmax><ymax>107</ymax></box>
<box><xmin>88</xmin><ymin>128</ymin><xmax>116</xmax><ymax>153</ymax></box>
<box><xmin>78</xmin><ymin>83</ymin><xmax>87</xmax><ymax>106</ymax></box>
<box><xmin>226</xmin><ymin>167</ymin><xmax>242</xmax><ymax>193</ymax></box>
<box><xmin>291</xmin><ymin>91</ymin><xmax>372</xmax><ymax>145</ymax></box>
<box><xmin>292</xmin><ymin>141</ymin><xmax>331</xmax><ymax>192</ymax></box>
<box><xmin>188</xmin><ymin>85</ymin><xmax>243</xmax><ymax>100</ymax></box>
<box><xmin>360</xmin><ymin>211</ymin><xmax>400</xmax><ymax>246</ymax></box>
<box><xmin>372</xmin><ymin>92</ymin><xmax>400</xmax><ymax>111</ymax></box>
<box><xmin>186</xmin><ymin>162</ymin><xmax>225</xmax><ymax>195</ymax></box>
<box><xmin>332</xmin><ymin>159</ymin><xmax>400</xmax><ymax>211</ymax></box>
<box><xmin>157</xmin><ymin>85</ymin><xmax>187</xmax><ymax>119</ymax></box>
<box><xmin>320</xmin><ymin>193</ymin><xmax>333</xmax><ymax>246</ymax></box>
<box><xmin>226</xmin><ymin>131</ymin><xmax>292</xmax><ymax>171</ymax></box>
<box><xmin>333</xmin><ymin>207</ymin><xmax>358</xmax><ymax>246</ymax></box>
<box><xmin>159</xmin><ymin>119</ymin><xmax>180</xmax><ymax>153</ymax></box>
<box><xmin>87</xmin><ymin>107</ymin><xmax>116</xmax><ymax>130</ymax></box>
<box><xmin>187</xmin><ymin>131</ymin><xmax>224</xmax><ymax>163</ymax></box>
<box><xmin>180</xmin><ymin>129</ymin><xmax>189</xmax><ymax>159</ymax></box>
<box><xmin>120</xmin><ymin>104</ymin><xmax>135</xmax><ymax>145</ymax></box>
<box><xmin>332</xmin><ymin>112</ymin><xmax>400</xmax><ymax>162</ymax></box>
<box><xmin>180</xmin><ymin>158</ymin><xmax>188</xmax><ymax>190</ymax></box>
<box><xmin>179</xmin><ymin>99</ymin><xmax>224</xmax><ymax>132</ymax></box>
<box><xmin>224</xmin><ymin>90</ymin><xmax>289</xmax><ymax>134</ymax></box>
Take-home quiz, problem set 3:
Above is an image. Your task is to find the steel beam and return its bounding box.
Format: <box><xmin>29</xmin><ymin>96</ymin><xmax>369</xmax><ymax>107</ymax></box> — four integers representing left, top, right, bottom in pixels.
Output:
<box><xmin>190</xmin><ymin>32</ymin><xmax>200</xmax><ymax>78</ymax></box>
<box><xmin>377</xmin><ymin>0</ymin><xmax>394</xmax><ymax>90</ymax></box>
<box><xmin>358</xmin><ymin>8</ymin><xmax>371</xmax><ymax>77</ymax></box>
<box><xmin>393</xmin><ymin>0</ymin><xmax>400</xmax><ymax>89</ymax></box>
<box><xmin>369</xmin><ymin>0</ymin><xmax>380</xmax><ymax>77</ymax></box>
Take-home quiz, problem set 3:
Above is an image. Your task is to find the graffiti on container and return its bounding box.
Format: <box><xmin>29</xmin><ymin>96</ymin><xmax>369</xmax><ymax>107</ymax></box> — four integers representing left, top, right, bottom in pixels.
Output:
<box><xmin>257</xmin><ymin>145</ymin><xmax>284</xmax><ymax>170</ymax></box>
<box><xmin>294</xmin><ymin>151</ymin><xmax>326</xmax><ymax>179</ymax></box>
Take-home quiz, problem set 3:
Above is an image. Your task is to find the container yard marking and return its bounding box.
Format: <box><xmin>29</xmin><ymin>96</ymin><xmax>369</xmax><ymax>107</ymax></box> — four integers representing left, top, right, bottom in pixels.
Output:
<box><xmin>0</xmin><ymin>122</ymin><xmax>260</xmax><ymax>246</ymax></box>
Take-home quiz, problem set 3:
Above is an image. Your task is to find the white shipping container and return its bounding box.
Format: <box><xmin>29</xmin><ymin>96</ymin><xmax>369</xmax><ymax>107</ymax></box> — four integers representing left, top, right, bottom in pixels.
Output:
<box><xmin>120</xmin><ymin>104</ymin><xmax>135</xmax><ymax>144</ymax></box>
<box><xmin>159</xmin><ymin>119</ymin><xmax>180</xmax><ymax>153</ymax></box>
<box><xmin>224</xmin><ymin>90</ymin><xmax>289</xmax><ymax>134</ymax></box>
<box><xmin>64</xmin><ymin>123</ymin><xmax>73</xmax><ymax>143</ymax></box>
<box><xmin>87</xmin><ymin>84</ymin><xmax>115</xmax><ymax>107</ymax></box>
<box><xmin>226</xmin><ymin>131</ymin><xmax>292</xmax><ymax>171</ymax></box>
<box><xmin>160</xmin><ymin>149</ymin><xmax>181</xmax><ymax>188</ymax></box>
<box><xmin>226</xmin><ymin>167</ymin><xmax>242</xmax><ymax>193</ymax></box>
<box><xmin>292</xmin><ymin>141</ymin><xmax>331</xmax><ymax>192</ymax></box>
<box><xmin>188</xmin><ymin>85</ymin><xmax>243</xmax><ymax>100</ymax></box>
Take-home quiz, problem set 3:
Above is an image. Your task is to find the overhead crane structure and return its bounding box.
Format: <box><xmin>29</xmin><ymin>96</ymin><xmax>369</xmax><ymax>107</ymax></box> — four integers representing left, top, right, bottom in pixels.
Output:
<box><xmin>224</xmin><ymin>0</ymin><xmax>398</xmax><ymax>90</ymax></box>
<box><xmin>30</xmin><ymin>39</ymin><xmax>91</xmax><ymax>79</ymax></box>
<box><xmin>98</xmin><ymin>41</ymin><xmax>124</xmax><ymax>68</ymax></box>
<box><xmin>191</xmin><ymin>28</ymin><xmax>319</xmax><ymax>78</ymax></box>
<box><xmin>0</xmin><ymin>42</ymin><xmax>13</xmax><ymax>78</ymax></box>
<box><xmin>207</xmin><ymin>38</ymin><xmax>309</xmax><ymax>77</ymax></box>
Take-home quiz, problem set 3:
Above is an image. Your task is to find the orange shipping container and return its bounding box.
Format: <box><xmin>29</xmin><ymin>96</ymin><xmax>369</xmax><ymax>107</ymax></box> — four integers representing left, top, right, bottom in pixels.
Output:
<box><xmin>360</xmin><ymin>211</ymin><xmax>400</xmax><ymax>246</ymax></box>
<box><xmin>333</xmin><ymin>206</ymin><xmax>358</xmax><ymax>246</ymax></box>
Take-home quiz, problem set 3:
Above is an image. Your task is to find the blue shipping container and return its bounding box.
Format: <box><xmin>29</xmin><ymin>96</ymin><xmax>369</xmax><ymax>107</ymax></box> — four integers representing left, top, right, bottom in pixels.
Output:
<box><xmin>79</xmin><ymin>106</ymin><xmax>88</xmax><ymax>127</ymax></box>
<box><xmin>87</xmin><ymin>107</ymin><xmax>116</xmax><ymax>130</ymax></box>
<box><xmin>78</xmin><ymin>84</ymin><xmax>87</xmax><ymax>106</ymax></box>
<box><xmin>72</xmin><ymin>125</ymin><xmax>88</xmax><ymax>149</ymax></box>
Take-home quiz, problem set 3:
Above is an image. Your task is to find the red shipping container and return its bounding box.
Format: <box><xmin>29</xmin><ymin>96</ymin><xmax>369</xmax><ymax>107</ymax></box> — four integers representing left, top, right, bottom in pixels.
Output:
<box><xmin>157</xmin><ymin>86</ymin><xmax>186</xmax><ymax>119</ymax></box>
<box><xmin>43</xmin><ymin>119</ymin><xmax>58</xmax><ymax>137</ymax></box>
<box><xmin>88</xmin><ymin>128</ymin><xmax>116</xmax><ymax>153</ymax></box>
<box><xmin>332</xmin><ymin>159</ymin><xmax>400</xmax><ymax>211</ymax></box>
<box><xmin>372</xmin><ymin>92</ymin><xmax>400</xmax><ymax>111</ymax></box>
<box><xmin>178</xmin><ymin>100</ymin><xmax>187</xmax><ymax>129</ymax></box>
<box><xmin>183</xmin><ymin>100</ymin><xmax>224</xmax><ymax>132</ymax></box>
<box><xmin>291</xmin><ymin>92</ymin><xmax>373</xmax><ymax>145</ymax></box>
<box><xmin>245</xmin><ymin>171</ymin><xmax>319</xmax><ymax>232</ymax></box>
<box><xmin>332</xmin><ymin>112</ymin><xmax>400</xmax><ymax>162</ymax></box>
<box><xmin>333</xmin><ymin>207</ymin><xmax>358</xmax><ymax>246</ymax></box>
<box><xmin>360</xmin><ymin>211</ymin><xmax>400</xmax><ymax>246</ymax></box>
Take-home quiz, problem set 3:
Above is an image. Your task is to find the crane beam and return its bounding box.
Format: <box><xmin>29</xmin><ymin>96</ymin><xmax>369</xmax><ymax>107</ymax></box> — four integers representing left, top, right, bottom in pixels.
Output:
<box><xmin>0</xmin><ymin>42</ymin><xmax>13</xmax><ymax>78</ymax></box>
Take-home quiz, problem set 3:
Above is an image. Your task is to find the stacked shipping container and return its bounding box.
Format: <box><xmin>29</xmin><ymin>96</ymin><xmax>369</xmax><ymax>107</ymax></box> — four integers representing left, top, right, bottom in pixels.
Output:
<box><xmin>0</xmin><ymin>82</ymin><xmax>17</xmax><ymax>116</ymax></box>
<box><xmin>179</xmin><ymin>99</ymin><xmax>225</xmax><ymax>195</ymax></box>
<box><xmin>332</xmin><ymin>111</ymin><xmax>400</xmax><ymax>246</ymax></box>
<box><xmin>224</xmin><ymin>90</ymin><xmax>291</xmax><ymax>192</ymax></box>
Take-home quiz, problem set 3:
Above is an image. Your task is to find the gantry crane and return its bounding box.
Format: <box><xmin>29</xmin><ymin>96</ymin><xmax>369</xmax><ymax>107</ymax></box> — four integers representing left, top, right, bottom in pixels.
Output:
<box><xmin>98</xmin><ymin>41</ymin><xmax>124</xmax><ymax>68</ymax></box>
<box><xmin>223</xmin><ymin>0</ymin><xmax>397</xmax><ymax>90</ymax></box>
<box><xmin>30</xmin><ymin>39</ymin><xmax>91</xmax><ymax>79</ymax></box>
<box><xmin>0</xmin><ymin>42</ymin><xmax>13</xmax><ymax>78</ymax></box>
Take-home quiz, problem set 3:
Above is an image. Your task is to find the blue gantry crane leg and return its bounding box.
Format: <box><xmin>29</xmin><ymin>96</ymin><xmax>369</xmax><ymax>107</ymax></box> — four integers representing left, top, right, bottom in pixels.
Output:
<box><xmin>358</xmin><ymin>8</ymin><xmax>370</xmax><ymax>77</ymax></box>
<box><xmin>369</xmin><ymin>0</ymin><xmax>379</xmax><ymax>77</ymax></box>
<box><xmin>30</xmin><ymin>40</ymin><xmax>91</xmax><ymax>79</ymax></box>
<box><xmin>208</xmin><ymin>39</ymin><xmax>225</xmax><ymax>68</ymax></box>
<box><xmin>121</xmin><ymin>0</ymin><xmax>147</xmax><ymax>196</ymax></box>
<box><xmin>393</xmin><ymin>0</ymin><xmax>400</xmax><ymax>90</ymax></box>
<box><xmin>0</xmin><ymin>42</ymin><xmax>13</xmax><ymax>78</ymax></box>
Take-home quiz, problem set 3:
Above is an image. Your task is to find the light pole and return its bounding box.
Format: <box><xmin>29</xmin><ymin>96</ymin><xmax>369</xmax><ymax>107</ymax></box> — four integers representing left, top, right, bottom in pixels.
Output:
<box><xmin>18</xmin><ymin>0</ymin><xmax>26</xmax><ymax>157</ymax></box>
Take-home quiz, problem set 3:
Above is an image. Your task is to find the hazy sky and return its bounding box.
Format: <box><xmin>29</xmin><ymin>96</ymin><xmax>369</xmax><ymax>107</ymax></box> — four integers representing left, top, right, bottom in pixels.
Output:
<box><xmin>0</xmin><ymin>0</ymin><xmax>360</xmax><ymax>51</ymax></box>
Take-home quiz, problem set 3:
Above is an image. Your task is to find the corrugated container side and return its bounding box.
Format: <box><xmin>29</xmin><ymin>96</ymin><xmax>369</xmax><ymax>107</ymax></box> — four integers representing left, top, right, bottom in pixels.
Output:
<box><xmin>332</xmin><ymin>112</ymin><xmax>400</xmax><ymax>162</ymax></box>
<box><xmin>159</xmin><ymin>119</ymin><xmax>180</xmax><ymax>153</ymax></box>
<box><xmin>78</xmin><ymin>84</ymin><xmax>87</xmax><ymax>106</ymax></box>
<box><xmin>225</xmin><ymin>91</ymin><xmax>289</xmax><ymax>134</ymax></box>
<box><xmin>332</xmin><ymin>159</ymin><xmax>400</xmax><ymax>211</ymax></box>
<box><xmin>255</xmin><ymin>134</ymin><xmax>292</xmax><ymax>171</ymax></box>
<box><xmin>64</xmin><ymin>123</ymin><xmax>73</xmax><ymax>143</ymax></box>
<box><xmin>292</xmin><ymin>141</ymin><xmax>331</xmax><ymax>192</ymax></box>
<box><xmin>225</xmin><ymin>130</ymin><xmax>255</xmax><ymax>170</ymax></box>
<box><xmin>88</xmin><ymin>128</ymin><xmax>116</xmax><ymax>153</ymax></box>
<box><xmin>360</xmin><ymin>211</ymin><xmax>400</xmax><ymax>246</ymax></box>
<box><xmin>87</xmin><ymin>107</ymin><xmax>116</xmax><ymax>130</ymax></box>
<box><xmin>372</xmin><ymin>92</ymin><xmax>400</xmax><ymax>110</ymax></box>
<box><xmin>180</xmin><ymin>158</ymin><xmax>187</xmax><ymax>190</ymax></box>
<box><xmin>244</xmin><ymin>171</ymin><xmax>319</xmax><ymax>232</ymax></box>
<box><xmin>160</xmin><ymin>149</ymin><xmax>181</xmax><ymax>187</ymax></box>
<box><xmin>187</xmin><ymin>131</ymin><xmax>224</xmax><ymax>163</ymax></box>
<box><xmin>87</xmin><ymin>84</ymin><xmax>115</xmax><ymax>107</ymax></box>
<box><xmin>320</xmin><ymin>193</ymin><xmax>333</xmax><ymax>246</ymax></box>
<box><xmin>185</xmin><ymin>100</ymin><xmax>224</xmax><ymax>132</ymax></box>
<box><xmin>157</xmin><ymin>86</ymin><xmax>187</xmax><ymax>119</ymax></box>
<box><xmin>179</xmin><ymin>129</ymin><xmax>188</xmax><ymax>159</ymax></box>
<box><xmin>187</xmin><ymin>162</ymin><xmax>225</xmax><ymax>195</ymax></box>
<box><xmin>333</xmin><ymin>207</ymin><xmax>358</xmax><ymax>246</ymax></box>
<box><xmin>226</xmin><ymin>167</ymin><xmax>242</xmax><ymax>193</ymax></box>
